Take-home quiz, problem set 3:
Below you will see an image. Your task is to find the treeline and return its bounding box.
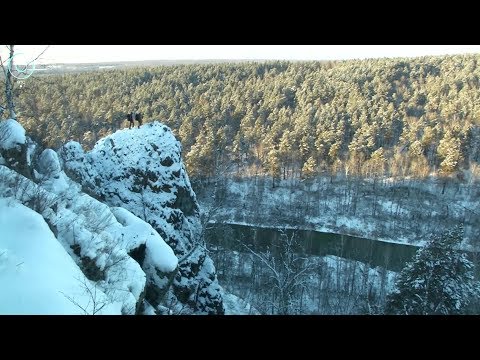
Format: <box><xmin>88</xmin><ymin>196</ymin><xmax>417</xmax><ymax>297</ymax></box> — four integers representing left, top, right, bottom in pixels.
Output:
<box><xmin>8</xmin><ymin>54</ymin><xmax>480</xmax><ymax>182</ymax></box>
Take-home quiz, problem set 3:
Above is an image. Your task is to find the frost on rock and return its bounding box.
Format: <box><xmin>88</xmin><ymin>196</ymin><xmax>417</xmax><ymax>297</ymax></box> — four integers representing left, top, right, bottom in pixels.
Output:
<box><xmin>60</xmin><ymin>121</ymin><xmax>224</xmax><ymax>314</ymax></box>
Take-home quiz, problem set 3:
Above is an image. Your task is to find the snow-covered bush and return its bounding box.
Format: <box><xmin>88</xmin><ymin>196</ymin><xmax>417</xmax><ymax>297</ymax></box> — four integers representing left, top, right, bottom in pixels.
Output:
<box><xmin>386</xmin><ymin>225</ymin><xmax>479</xmax><ymax>315</ymax></box>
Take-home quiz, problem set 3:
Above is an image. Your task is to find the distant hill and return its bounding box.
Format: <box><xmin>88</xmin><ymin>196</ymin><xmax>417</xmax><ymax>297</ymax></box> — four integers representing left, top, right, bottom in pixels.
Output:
<box><xmin>34</xmin><ymin>59</ymin><xmax>269</xmax><ymax>75</ymax></box>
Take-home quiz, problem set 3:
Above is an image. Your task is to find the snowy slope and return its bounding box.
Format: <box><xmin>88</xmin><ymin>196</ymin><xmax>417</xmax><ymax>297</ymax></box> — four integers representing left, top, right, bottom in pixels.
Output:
<box><xmin>60</xmin><ymin>121</ymin><xmax>224</xmax><ymax>314</ymax></box>
<box><xmin>1</xmin><ymin>153</ymin><xmax>177</xmax><ymax>314</ymax></box>
<box><xmin>198</xmin><ymin>176</ymin><xmax>480</xmax><ymax>249</ymax></box>
<box><xmin>0</xmin><ymin>198</ymin><xmax>120</xmax><ymax>315</ymax></box>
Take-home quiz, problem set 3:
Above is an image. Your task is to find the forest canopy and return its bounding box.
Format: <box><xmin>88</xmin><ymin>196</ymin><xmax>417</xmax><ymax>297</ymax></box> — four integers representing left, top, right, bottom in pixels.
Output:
<box><xmin>6</xmin><ymin>54</ymin><xmax>480</xmax><ymax>181</ymax></box>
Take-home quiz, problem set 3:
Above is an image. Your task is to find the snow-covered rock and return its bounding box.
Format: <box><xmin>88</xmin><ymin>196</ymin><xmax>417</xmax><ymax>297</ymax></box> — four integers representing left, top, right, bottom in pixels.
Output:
<box><xmin>37</xmin><ymin>148</ymin><xmax>62</xmax><ymax>177</ymax></box>
<box><xmin>60</xmin><ymin>121</ymin><xmax>224</xmax><ymax>314</ymax></box>
<box><xmin>0</xmin><ymin>165</ymin><xmax>177</xmax><ymax>315</ymax></box>
<box><xmin>0</xmin><ymin>119</ymin><xmax>26</xmax><ymax>150</ymax></box>
<box><xmin>0</xmin><ymin>119</ymin><xmax>32</xmax><ymax>178</ymax></box>
<box><xmin>0</xmin><ymin>119</ymin><xmax>222</xmax><ymax>314</ymax></box>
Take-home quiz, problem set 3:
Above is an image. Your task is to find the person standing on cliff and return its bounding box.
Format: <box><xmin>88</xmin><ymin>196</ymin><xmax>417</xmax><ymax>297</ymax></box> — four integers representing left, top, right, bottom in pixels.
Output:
<box><xmin>135</xmin><ymin>111</ymin><xmax>143</xmax><ymax>128</ymax></box>
<box><xmin>127</xmin><ymin>112</ymin><xmax>134</xmax><ymax>129</ymax></box>
<box><xmin>131</xmin><ymin>110</ymin><xmax>137</xmax><ymax>127</ymax></box>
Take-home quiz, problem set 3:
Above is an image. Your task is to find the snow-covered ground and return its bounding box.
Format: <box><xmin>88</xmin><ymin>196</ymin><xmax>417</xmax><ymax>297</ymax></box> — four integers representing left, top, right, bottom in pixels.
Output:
<box><xmin>0</xmin><ymin>198</ymin><xmax>121</xmax><ymax>314</ymax></box>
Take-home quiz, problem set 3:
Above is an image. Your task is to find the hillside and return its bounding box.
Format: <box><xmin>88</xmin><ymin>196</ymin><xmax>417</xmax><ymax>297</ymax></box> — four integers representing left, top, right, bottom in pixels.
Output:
<box><xmin>11</xmin><ymin>54</ymin><xmax>480</xmax><ymax>183</ymax></box>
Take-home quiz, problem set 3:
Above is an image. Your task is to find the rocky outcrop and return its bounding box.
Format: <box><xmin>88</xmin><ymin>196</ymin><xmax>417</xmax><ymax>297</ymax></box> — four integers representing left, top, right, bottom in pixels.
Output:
<box><xmin>59</xmin><ymin>121</ymin><xmax>224</xmax><ymax>314</ymax></box>
<box><xmin>1</xmin><ymin>160</ymin><xmax>179</xmax><ymax>315</ymax></box>
<box><xmin>0</xmin><ymin>119</ymin><xmax>35</xmax><ymax>179</ymax></box>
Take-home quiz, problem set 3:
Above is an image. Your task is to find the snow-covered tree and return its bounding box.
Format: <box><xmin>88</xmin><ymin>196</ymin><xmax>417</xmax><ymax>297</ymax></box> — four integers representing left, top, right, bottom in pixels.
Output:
<box><xmin>437</xmin><ymin>132</ymin><xmax>463</xmax><ymax>175</ymax></box>
<box><xmin>385</xmin><ymin>225</ymin><xmax>479</xmax><ymax>315</ymax></box>
<box><xmin>301</xmin><ymin>156</ymin><xmax>317</xmax><ymax>179</ymax></box>
<box><xmin>241</xmin><ymin>228</ymin><xmax>319</xmax><ymax>314</ymax></box>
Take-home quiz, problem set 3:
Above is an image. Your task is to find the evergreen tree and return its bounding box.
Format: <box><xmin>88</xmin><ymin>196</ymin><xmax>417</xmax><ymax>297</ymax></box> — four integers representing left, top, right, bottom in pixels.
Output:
<box><xmin>437</xmin><ymin>133</ymin><xmax>463</xmax><ymax>175</ymax></box>
<box><xmin>301</xmin><ymin>156</ymin><xmax>317</xmax><ymax>179</ymax></box>
<box><xmin>385</xmin><ymin>225</ymin><xmax>479</xmax><ymax>315</ymax></box>
<box><xmin>9</xmin><ymin>54</ymin><xmax>480</xmax><ymax>180</ymax></box>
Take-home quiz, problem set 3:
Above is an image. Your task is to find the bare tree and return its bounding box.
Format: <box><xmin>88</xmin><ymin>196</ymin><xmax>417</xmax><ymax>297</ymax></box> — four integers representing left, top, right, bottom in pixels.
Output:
<box><xmin>60</xmin><ymin>276</ymin><xmax>109</xmax><ymax>315</ymax></box>
<box><xmin>0</xmin><ymin>118</ymin><xmax>13</xmax><ymax>145</ymax></box>
<box><xmin>0</xmin><ymin>45</ymin><xmax>15</xmax><ymax>119</ymax></box>
<box><xmin>240</xmin><ymin>228</ymin><xmax>320</xmax><ymax>315</ymax></box>
<box><xmin>1</xmin><ymin>45</ymin><xmax>49</xmax><ymax>120</ymax></box>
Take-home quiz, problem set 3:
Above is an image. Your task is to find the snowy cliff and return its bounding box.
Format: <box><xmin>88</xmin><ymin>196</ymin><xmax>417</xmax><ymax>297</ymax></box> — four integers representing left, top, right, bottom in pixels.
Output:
<box><xmin>0</xmin><ymin>119</ymin><xmax>223</xmax><ymax>314</ymax></box>
<box><xmin>0</xmin><ymin>160</ymin><xmax>179</xmax><ymax>314</ymax></box>
<box><xmin>59</xmin><ymin>121</ymin><xmax>224</xmax><ymax>314</ymax></box>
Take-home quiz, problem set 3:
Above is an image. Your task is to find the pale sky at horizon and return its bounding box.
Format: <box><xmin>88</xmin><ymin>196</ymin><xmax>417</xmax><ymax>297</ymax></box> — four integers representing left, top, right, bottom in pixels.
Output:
<box><xmin>2</xmin><ymin>45</ymin><xmax>480</xmax><ymax>64</ymax></box>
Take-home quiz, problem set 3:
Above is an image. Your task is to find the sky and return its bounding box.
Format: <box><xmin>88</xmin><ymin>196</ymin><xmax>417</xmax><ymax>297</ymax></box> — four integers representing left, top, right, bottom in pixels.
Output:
<box><xmin>1</xmin><ymin>45</ymin><xmax>480</xmax><ymax>65</ymax></box>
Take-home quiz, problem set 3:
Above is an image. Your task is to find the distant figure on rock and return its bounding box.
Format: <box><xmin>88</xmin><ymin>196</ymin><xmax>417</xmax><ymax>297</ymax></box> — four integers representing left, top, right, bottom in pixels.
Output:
<box><xmin>131</xmin><ymin>110</ymin><xmax>136</xmax><ymax>127</ymax></box>
<box><xmin>126</xmin><ymin>112</ymin><xmax>134</xmax><ymax>129</ymax></box>
<box><xmin>135</xmin><ymin>111</ymin><xmax>143</xmax><ymax>128</ymax></box>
